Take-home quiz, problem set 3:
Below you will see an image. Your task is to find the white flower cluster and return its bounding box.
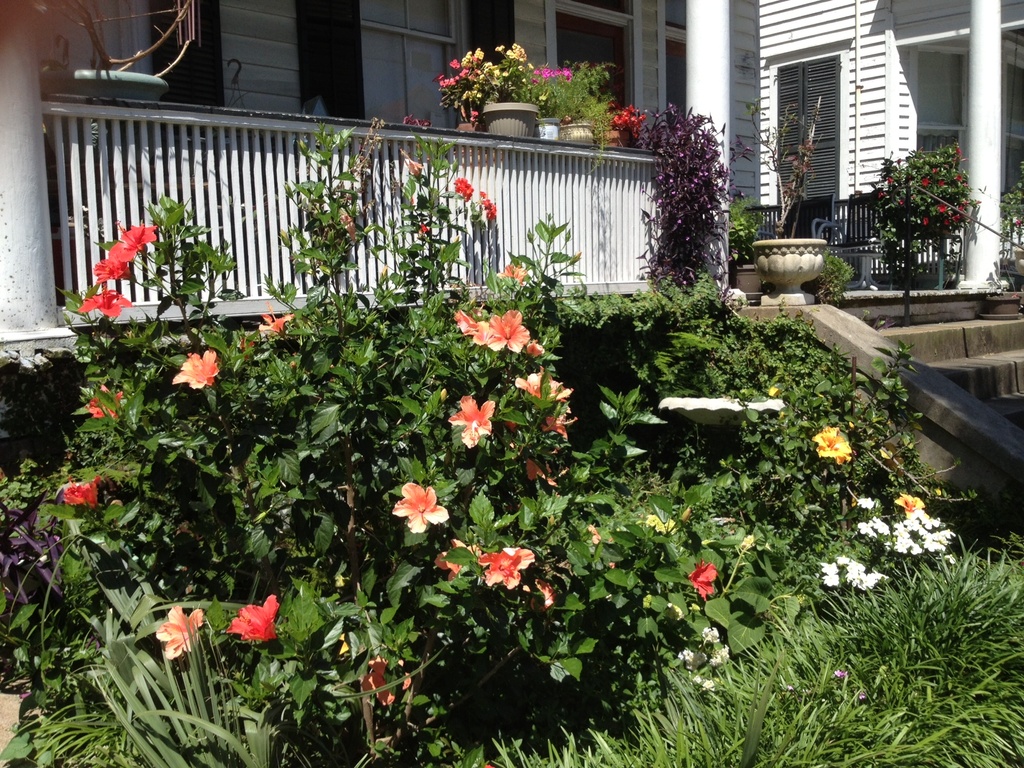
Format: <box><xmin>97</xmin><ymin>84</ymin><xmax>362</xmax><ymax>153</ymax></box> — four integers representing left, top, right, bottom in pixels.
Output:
<box><xmin>678</xmin><ymin>626</ymin><xmax>730</xmax><ymax>686</ymax></box>
<box><xmin>857</xmin><ymin>510</ymin><xmax>954</xmax><ymax>555</ymax></box>
<box><xmin>820</xmin><ymin>557</ymin><xmax>888</xmax><ymax>590</ymax></box>
<box><xmin>692</xmin><ymin>675</ymin><xmax>716</xmax><ymax>691</ymax></box>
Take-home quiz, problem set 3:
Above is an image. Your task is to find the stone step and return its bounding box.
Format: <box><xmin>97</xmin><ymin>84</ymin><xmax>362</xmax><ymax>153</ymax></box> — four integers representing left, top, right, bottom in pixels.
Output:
<box><xmin>986</xmin><ymin>393</ymin><xmax>1024</xmax><ymax>429</ymax></box>
<box><xmin>880</xmin><ymin>318</ymin><xmax>1024</xmax><ymax>364</ymax></box>
<box><xmin>929</xmin><ymin>352</ymin><xmax>1024</xmax><ymax>400</ymax></box>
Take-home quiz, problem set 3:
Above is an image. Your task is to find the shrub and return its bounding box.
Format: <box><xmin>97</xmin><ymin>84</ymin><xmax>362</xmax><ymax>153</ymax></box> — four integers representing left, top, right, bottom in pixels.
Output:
<box><xmin>637</xmin><ymin>106</ymin><xmax>730</xmax><ymax>287</ymax></box>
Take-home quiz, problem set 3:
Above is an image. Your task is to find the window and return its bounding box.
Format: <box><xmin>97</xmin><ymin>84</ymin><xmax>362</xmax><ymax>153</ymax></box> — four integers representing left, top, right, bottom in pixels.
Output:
<box><xmin>916</xmin><ymin>51</ymin><xmax>964</xmax><ymax>151</ymax></box>
<box><xmin>296</xmin><ymin>0</ymin><xmax>364</xmax><ymax>119</ymax></box>
<box><xmin>777</xmin><ymin>57</ymin><xmax>839</xmax><ymax>198</ymax></box>
<box><xmin>361</xmin><ymin>0</ymin><xmax>456</xmax><ymax>125</ymax></box>
<box><xmin>555</xmin><ymin>11</ymin><xmax>627</xmax><ymax>105</ymax></box>
<box><xmin>152</xmin><ymin>0</ymin><xmax>222</xmax><ymax>106</ymax></box>
<box><xmin>665</xmin><ymin>0</ymin><xmax>685</xmax><ymax>108</ymax></box>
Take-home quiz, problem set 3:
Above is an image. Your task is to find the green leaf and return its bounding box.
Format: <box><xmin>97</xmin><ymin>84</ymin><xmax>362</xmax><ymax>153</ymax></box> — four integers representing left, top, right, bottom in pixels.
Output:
<box><xmin>386</xmin><ymin>562</ymin><xmax>421</xmax><ymax>607</ymax></box>
<box><xmin>289</xmin><ymin>672</ymin><xmax>317</xmax><ymax>707</ymax></box>
<box><xmin>704</xmin><ymin>596</ymin><xmax>733</xmax><ymax>628</ymax></box>
<box><xmin>311</xmin><ymin>404</ymin><xmax>341</xmax><ymax>443</ymax></box>
<box><xmin>550</xmin><ymin>657</ymin><xmax>583</xmax><ymax>682</ymax></box>
<box><xmin>604</xmin><ymin>568</ymin><xmax>635</xmax><ymax>588</ymax></box>
<box><xmin>468</xmin><ymin>491</ymin><xmax>494</xmax><ymax>528</ymax></box>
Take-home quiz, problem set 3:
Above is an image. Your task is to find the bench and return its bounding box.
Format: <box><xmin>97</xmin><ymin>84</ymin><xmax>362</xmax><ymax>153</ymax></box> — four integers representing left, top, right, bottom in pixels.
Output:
<box><xmin>812</xmin><ymin>193</ymin><xmax>882</xmax><ymax>290</ymax></box>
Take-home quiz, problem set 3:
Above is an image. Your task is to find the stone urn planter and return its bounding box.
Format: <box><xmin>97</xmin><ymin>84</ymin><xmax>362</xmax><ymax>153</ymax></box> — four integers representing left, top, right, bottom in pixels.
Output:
<box><xmin>752</xmin><ymin>239</ymin><xmax>827</xmax><ymax>306</ymax></box>
<box><xmin>559</xmin><ymin>121</ymin><xmax>595</xmax><ymax>144</ymax></box>
<box><xmin>981</xmin><ymin>294</ymin><xmax>1021</xmax><ymax>318</ymax></box>
<box><xmin>1014</xmin><ymin>246</ymin><xmax>1024</xmax><ymax>279</ymax></box>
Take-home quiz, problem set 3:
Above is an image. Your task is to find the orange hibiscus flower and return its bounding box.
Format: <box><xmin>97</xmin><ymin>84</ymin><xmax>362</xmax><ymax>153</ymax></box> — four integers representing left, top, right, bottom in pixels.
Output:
<box><xmin>500</xmin><ymin>263</ymin><xmax>528</xmax><ymax>283</ymax></box>
<box><xmin>172</xmin><ymin>350</ymin><xmax>220</xmax><ymax>389</ymax></box>
<box><xmin>515</xmin><ymin>370</ymin><xmax>573</xmax><ymax>402</ymax></box>
<box><xmin>454</xmin><ymin>309</ymin><xmax>480</xmax><ymax>336</ymax></box>
<box><xmin>227</xmin><ymin>594</ymin><xmax>279</xmax><ymax>642</ymax></box>
<box><xmin>448</xmin><ymin>396</ymin><xmax>496</xmax><ymax>447</ymax></box>
<box><xmin>156</xmin><ymin>605</ymin><xmax>205</xmax><ymax>660</ymax></box>
<box><xmin>392</xmin><ymin>483</ymin><xmax>449</xmax><ymax>533</ymax></box>
<box><xmin>532</xmin><ymin>579</ymin><xmax>557</xmax><ymax>612</ymax></box>
<box><xmin>435</xmin><ymin>539</ymin><xmax>480</xmax><ymax>580</ymax></box>
<box><xmin>895</xmin><ymin>493</ymin><xmax>926</xmax><ymax>516</ymax></box>
<box><xmin>64</xmin><ymin>476</ymin><xmax>100</xmax><ymax>508</ymax></box>
<box><xmin>476</xmin><ymin>310</ymin><xmax>530</xmax><ymax>352</ymax></box>
<box><xmin>812</xmin><ymin>427</ymin><xmax>853</xmax><ymax>464</ymax></box>
<box><xmin>477</xmin><ymin>547</ymin><xmax>536</xmax><ymax>589</ymax></box>
<box><xmin>258</xmin><ymin>312</ymin><xmax>294</xmax><ymax>335</ymax></box>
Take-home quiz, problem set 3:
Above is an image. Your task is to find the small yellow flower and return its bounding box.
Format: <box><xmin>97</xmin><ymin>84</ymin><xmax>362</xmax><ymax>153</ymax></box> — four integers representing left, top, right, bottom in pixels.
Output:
<box><xmin>768</xmin><ymin>386</ymin><xmax>780</xmax><ymax>397</ymax></box>
<box><xmin>667</xmin><ymin>603</ymin><xmax>684</xmax><ymax>620</ymax></box>
<box><xmin>812</xmin><ymin>427</ymin><xmax>853</xmax><ymax>464</ymax></box>
<box><xmin>740</xmin><ymin>534</ymin><xmax>756</xmax><ymax>552</ymax></box>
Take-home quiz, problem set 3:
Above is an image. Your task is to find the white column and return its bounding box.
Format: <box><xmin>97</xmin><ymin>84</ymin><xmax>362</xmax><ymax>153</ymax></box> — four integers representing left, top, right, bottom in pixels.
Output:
<box><xmin>962</xmin><ymin>0</ymin><xmax>1002</xmax><ymax>289</ymax></box>
<box><xmin>686</xmin><ymin>0</ymin><xmax>731</xmax><ymax>284</ymax></box>
<box><xmin>0</xmin><ymin>2</ymin><xmax>61</xmax><ymax>335</ymax></box>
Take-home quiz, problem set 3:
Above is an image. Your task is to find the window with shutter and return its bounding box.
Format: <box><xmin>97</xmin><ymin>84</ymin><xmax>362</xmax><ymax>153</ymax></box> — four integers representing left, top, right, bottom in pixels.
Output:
<box><xmin>153</xmin><ymin>0</ymin><xmax>223</xmax><ymax>106</ymax></box>
<box><xmin>296</xmin><ymin>0</ymin><xmax>364</xmax><ymax>119</ymax></box>
<box><xmin>777</xmin><ymin>57</ymin><xmax>839</xmax><ymax>198</ymax></box>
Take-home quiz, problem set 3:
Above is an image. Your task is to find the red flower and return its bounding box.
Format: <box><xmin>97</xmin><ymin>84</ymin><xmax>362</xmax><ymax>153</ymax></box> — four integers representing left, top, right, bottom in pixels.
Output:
<box><xmin>87</xmin><ymin>385</ymin><xmax>123</xmax><ymax>419</ymax></box>
<box><xmin>116</xmin><ymin>223</ymin><xmax>158</xmax><ymax>257</ymax></box>
<box><xmin>532</xmin><ymin>579</ymin><xmax>557</xmax><ymax>611</ymax></box>
<box><xmin>689</xmin><ymin>560</ymin><xmax>718</xmax><ymax>601</ymax></box>
<box><xmin>479</xmin><ymin>191</ymin><xmax>498</xmax><ymax>220</ymax></box>
<box><xmin>227</xmin><ymin>595</ymin><xmax>279</xmax><ymax>642</ymax></box>
<box><xmin>79</xmin><ymin>289</ymin><xmax>132</xmax><ymax>318</ymax></box>
<box><xmin>64</xmin><ymin>476</ymin><xmax>100</xmax><ymax>508</ymax></box>
<box><xmin>93</xmin><ymin>256</ymin><xmax>131</xmax><ymax>284</ymax></box>
<box><xmin>920</xmin><ymin>178</ymin><xmax>930</xmax><ymax>187</ymax></box>
<box><xmin>454</xmin><ymin>177</ymin><xmax>474</xmax><ymax>202</ymax></box>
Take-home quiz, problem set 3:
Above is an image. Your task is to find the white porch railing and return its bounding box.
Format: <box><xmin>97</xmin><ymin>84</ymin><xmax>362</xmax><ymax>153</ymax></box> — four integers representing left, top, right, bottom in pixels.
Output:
<box><xmin>42</xmin><ymin>101</ymin><xmax>655</xmax><ymax>314</ymax></box>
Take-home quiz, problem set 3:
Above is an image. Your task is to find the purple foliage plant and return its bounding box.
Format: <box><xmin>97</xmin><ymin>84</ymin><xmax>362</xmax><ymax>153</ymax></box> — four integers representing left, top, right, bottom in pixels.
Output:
<box><xmin>637</xmin><ymin>105</ymin><xmax>729</xmax><ymax>287</ymax></box>
<box><xmin>1</xmin><ymin>499</ymin><xmax>63</xmax><ymax>613</ymax></box>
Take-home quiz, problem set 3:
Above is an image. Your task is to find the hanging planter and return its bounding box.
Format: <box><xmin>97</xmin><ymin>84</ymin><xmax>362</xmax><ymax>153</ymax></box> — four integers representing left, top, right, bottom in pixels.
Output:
<box><xmin>41</xmin><ymin>69</ymin><xmax>169</xmax><ymax>101</ymax></box>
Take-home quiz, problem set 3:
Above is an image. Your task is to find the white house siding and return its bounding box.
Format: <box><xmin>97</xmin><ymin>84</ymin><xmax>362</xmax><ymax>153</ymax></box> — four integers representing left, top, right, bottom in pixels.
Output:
<box><xmin>733</xmin><ymin>0</ymin><xmax>760</xmax><ymax>197</ymax></box>
<box><xmin>219</xmin><ymin>0</ymin><xmax>301</xmax><ymax>114</ymax></box>
<box><xmin>759</xmin><ymin>0</ymin><xmax>1024</xmax><ymax>205</ymax></box>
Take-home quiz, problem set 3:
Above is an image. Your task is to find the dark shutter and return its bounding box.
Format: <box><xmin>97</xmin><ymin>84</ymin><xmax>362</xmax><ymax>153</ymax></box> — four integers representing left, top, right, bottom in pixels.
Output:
<box><xmin>153</xmin><ymin>0</ymin><xmax>223</xmax><ymax>106</ymax></box>
<box><xmin>469</xmin><ymin>0</ymin><xmax>516</xmax><ymax>52</ymax></box>
<box><xmin>296</xmin><ymin>0</ymin><xmax>364</xmax><ymax>118</ymax></box>
<box><xmin>776</xmin><ymin>57</ymin><xmax>839</xmax><ymax>198</ymax></box>
<box><xmin>804</xmin><ymin>57</ymin><xmax>839</xmax><ymax>198</ymax></box>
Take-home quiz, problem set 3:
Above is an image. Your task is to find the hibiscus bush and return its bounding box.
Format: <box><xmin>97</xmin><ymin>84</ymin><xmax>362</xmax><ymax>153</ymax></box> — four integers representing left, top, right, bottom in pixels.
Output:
<box><xmin>7</xmin><ymin>130</ymin><xmax>784</xmax><ymax>767</ymax></box>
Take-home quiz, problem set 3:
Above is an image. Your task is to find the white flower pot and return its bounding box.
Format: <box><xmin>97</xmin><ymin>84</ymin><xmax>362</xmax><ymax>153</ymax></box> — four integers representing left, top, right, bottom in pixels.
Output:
<box><xmin>752</xmin><ymin>239</ymin><xmax>827</xmax><ymax>306</ymax></box>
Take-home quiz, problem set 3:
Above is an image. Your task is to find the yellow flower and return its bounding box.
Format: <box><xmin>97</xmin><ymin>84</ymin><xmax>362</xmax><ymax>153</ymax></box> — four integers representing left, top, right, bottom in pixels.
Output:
<box><xmin>768</xmin><ymin>386</ymin><xmax>780</xmax><ymax>397</ymax></box>
<box><xmin>812</xmin><ymin>427</ymin><xmax>853</xmax><ymax>464</ymax></box>
<box><xmin>740</xmin><ymin>534</ymin><xmax>756</xmax><ymax>552</ymax></box>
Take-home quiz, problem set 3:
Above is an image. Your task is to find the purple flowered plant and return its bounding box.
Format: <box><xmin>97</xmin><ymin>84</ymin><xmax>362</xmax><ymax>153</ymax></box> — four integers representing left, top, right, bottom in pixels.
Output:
<box><xmin>637</xmin><ymin>105</ymin><xmax>729</xmax><ymax>286</ymax></box>
<box><xmin>1</xmin><ymin>499</ymin><xmax>63</xmax><ymax>612</ymax></box>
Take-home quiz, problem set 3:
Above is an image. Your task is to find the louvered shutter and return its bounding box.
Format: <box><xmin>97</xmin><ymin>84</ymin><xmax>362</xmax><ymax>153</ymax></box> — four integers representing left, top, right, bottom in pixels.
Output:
<box><xmin>154</xmin><ymin>0</ymin><xmax>223</xmax><ymax>106</ymax></box>
<box><xmin>469</xmin><ymin>0</ymin><xmax>516</xmax><ymax>52</ymax></box>
<box><xmin>296</xmin><ymin>0</ymin><xmax>364</xmax><ymax>118</ymax></box>
<box><xmin>776</xmin><ymin>57</ymin><xmax>839</xmax><ymax>198</ymax></box>
<box><xmin>804</xmin><ymin>57</ymin><xmax>839</xmax><ymax>198</ymax></box>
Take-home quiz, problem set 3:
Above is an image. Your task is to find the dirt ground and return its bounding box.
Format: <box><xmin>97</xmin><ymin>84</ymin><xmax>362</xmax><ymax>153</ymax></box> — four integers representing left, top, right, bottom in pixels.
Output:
<box><xmin>0</xmin><ymin>691</ymin><xmax>21</xmax><ymax>765</ymax></box>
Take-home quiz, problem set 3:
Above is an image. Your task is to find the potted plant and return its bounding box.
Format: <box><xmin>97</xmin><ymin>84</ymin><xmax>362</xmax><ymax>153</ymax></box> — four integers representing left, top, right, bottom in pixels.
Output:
<box><xmin>607</xmin><ymin>104</ymin><xmax>646</xmax><ymax>147</ymax></box>
<box><xmin>1000</xmin><ymin>161</ymin><xmax>1024</xmax><ymax>284</ymax></box>
<box><xmin>478</xmin><ymin>44</ymin><xmax>538</xmax><ymax>137</ymax></box>
<box><xmin>871</xmin><ymin>143</ymin><xmax>977</xmax><ymax>288</ymax></box>
<box><xmin>544</xmin><ymin>62</ymin><xmax>613</xmax><ymax>144</ymax></box>
<box><xmin>748</xmin><ymin>99</ymin><xmax>826</xmax><ymax>305</ymax></box>
<box><xmin>436</xmin><ymin>48</ymin><xmax>488</xmax><ymax>129</ymax></box>
<box><xmin>728</xmin><ymin>196</ymin><xmax>763</xmax><ymax>300</ymax></box>
<box><xmin>40</xmin><ymin>0</ymin><xmax>198</xmax><ymax>100</ymax></box>
<box><xmin>529</xmin><ymin>65</ymin><xmax>573</xmax><ymax>139</ymax></box>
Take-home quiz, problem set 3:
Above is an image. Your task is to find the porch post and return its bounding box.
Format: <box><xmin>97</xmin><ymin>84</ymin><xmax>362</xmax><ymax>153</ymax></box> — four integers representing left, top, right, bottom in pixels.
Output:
<box><xmin>686</xmin><ymin>0</ymin><xmax>731</xmax><ymax>284</ymax></box>
<box><xmin>962</xmin><ymin>0</ymin><xmax>1002</xmax><ymax>289</ymax></box>
<box><xmin>0</xmin><ymin>2</ymin><xmax>64</xmax><ymax>340</ymax></box>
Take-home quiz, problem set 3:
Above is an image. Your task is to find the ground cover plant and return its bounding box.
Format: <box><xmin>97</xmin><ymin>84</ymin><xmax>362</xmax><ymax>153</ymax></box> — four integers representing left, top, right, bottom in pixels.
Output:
<box><xmin>0</xmin><ymin>126</ymin><xmax>1020</xmax><ymax>768</ymax></box>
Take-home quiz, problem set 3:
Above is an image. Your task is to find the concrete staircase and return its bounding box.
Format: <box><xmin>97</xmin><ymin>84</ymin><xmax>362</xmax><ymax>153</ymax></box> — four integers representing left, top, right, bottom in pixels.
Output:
<box><xmin>879</xmin><ymin>319</ymin><xmax>1024</xmax><ymax>429</ymax></box>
